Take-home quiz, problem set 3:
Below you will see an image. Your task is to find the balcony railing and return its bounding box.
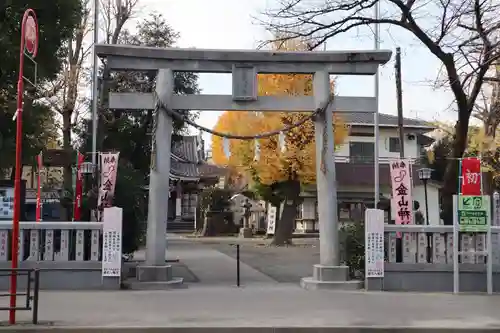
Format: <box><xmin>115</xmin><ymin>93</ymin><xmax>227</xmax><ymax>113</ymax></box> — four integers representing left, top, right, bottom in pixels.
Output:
<box><xmin>344</xmin><ymin>156</ymin><xmax>419</xmax><ymax>164</ymax></box>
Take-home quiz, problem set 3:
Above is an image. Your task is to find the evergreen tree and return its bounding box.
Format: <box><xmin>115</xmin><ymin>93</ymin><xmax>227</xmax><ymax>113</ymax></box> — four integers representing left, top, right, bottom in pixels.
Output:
<box><xmin>78</xmin><ymin>14</ymin><xmax>199</xmax><ymax>253</ymax></box>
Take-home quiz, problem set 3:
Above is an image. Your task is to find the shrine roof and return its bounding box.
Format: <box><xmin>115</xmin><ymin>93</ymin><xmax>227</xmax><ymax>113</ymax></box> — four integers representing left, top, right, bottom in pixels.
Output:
<box><xmin>170</xmin><ymin>135</ymin><xmax>227</xmax><ymax>180</ymax></box>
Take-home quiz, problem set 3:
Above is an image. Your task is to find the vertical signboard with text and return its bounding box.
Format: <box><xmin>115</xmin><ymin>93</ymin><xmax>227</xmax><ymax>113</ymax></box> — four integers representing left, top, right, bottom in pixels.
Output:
<box><xmin>365</xmin><ymin>209</ymin><xmax>385</xmax><ymax>278</ymax></box>
<box><xmin>102</xmin><ymin>207</ymin><xmax>123</xmax><ymax>278</ymax></box>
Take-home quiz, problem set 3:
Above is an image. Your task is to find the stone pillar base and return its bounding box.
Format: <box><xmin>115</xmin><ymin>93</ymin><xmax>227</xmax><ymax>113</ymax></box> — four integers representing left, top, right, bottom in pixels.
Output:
<box><xmin>239</xmin><ymin>227</ymin><xmax>253</xmax><ymax>238</ymax></box>
<box><xmin>133</xmin><ymin>265</ymin><xmax>184</xmax><ymax>289</ymax></box>
<box><xmin>365</xmin><ymin>277</ymin><xmax>383</xmax><ymax>291</ymax></box>
<box><xmin>300</xmin><ymin>264</ymin><xmax>363</xmax><ymax>290</ymax></box>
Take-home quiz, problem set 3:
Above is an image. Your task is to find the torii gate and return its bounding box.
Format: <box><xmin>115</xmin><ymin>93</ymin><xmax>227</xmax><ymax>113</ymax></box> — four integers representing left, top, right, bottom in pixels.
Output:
<box><xmin>96</xmin><ymin>44</ymin><xmax>391</xmax><ymax>289</ymax></box>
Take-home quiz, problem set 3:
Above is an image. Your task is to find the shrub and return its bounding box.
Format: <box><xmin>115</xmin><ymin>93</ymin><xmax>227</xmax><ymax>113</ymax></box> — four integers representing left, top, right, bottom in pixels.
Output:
<box><xmin>339</xmin><ymin>221</ymin><xmax>365</xmax><ymax>279</ymax></box>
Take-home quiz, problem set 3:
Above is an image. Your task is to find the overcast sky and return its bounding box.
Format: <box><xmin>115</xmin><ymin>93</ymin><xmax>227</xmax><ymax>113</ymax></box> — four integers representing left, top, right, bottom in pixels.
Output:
<box><xmin>112</xmin><ymin>0</ymin><xmax>459</xmax><ymax>147</ymax></box>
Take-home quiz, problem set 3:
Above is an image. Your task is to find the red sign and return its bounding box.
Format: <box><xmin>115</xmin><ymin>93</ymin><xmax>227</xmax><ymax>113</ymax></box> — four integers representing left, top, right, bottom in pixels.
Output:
<box><xmin>23</xmin><ymin>11</ymin><xmax>38</xmax><ymax>56</ymax></box>
<box><xmin>461</xmin><ymin>157</ymin><xmax>481</xmax><ymax>195</ymax></box>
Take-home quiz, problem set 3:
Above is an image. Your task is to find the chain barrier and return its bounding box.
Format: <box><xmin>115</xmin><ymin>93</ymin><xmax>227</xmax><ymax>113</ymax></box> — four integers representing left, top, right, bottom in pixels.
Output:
<box><xmin>154</xmin><ymin>93</ymin><xmax>335</xmax><ymax>141</ymax></box>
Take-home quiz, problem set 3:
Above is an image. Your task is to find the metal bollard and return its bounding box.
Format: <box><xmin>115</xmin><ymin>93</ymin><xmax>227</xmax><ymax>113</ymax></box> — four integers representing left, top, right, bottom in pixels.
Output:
<box><xmin>236</xmin><ymin>244</ymin><xmax>240</xmax><ymax>287</ymax></box>
<box><xmin>32</xmin><ymin>269</ymin><xmax>40</xmax><ymax>325</ymax></box>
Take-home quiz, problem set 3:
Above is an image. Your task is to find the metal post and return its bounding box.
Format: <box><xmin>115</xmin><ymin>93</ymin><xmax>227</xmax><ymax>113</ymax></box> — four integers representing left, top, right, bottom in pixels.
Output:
<box><xmin>10</xmin><ymin>9</ymin><xmax>39</xmax><ymax>325</ymax></box>
<box><xmin>314</xmin><ymin>71</ymin><xmax>339</xmax><ymax>266</ymax></box>
<box><xmin>424</xmin><ymin>180</ymin><xmax>430</xmax><ymax>225</ymax></box>
<box><xmin>236</xmin><ymin>244</ymin><xmax>240</xmax><ymax>287</ymax></box>
<box><xmin>453</xmin><ymin>194</ymin><xmax>459</xmax><ymax>294</ymax></box>
<box><xmin>91</xmin><ymin>0</ymin><xmax>99</xmax><ymax>167</ymax></box>
<box><xmin>395</xmin><ymin>47</ymin><xmax>405</xmax><ymax>158</ymax></box>
<box><xmin>453</xmin><ymin>160</ymin><xmax>462</xmax><ymax>294</ymax></box>
<box><xmin>373</xmin><ymin>0</ymin><xmax>381</xmax><ymax>207</ymax></box>
<box><xmin>25</xmin><ymin>270</ymin><xmax>31</xmax><ymax>309</ymax></box>
<box><xmin>32</xmin><ymin>269</ymin><xmax>40</xmax><ymax>325</ymax></box>
<box><xmin>487</xmin><ymin>200</ymin><xmax>493</xmax><ymax>294</ymax></box>
<box><xmin>145</xmin><ymin>69</ymin><xmax>174</xmax><ymax>266</ymax></box>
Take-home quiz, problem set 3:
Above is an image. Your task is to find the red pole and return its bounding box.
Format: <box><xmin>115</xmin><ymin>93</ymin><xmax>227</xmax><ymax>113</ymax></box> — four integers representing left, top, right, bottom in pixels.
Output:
<box><xmin>9</xmin><ymin>9</ymin><xmax>38</xmax><ymax>325</ymax></box>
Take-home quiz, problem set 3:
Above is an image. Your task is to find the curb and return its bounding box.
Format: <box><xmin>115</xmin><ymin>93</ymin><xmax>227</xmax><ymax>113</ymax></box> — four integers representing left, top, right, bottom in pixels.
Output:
<box><xmin>1</xmin><ymin>327</ymin><xmax>500</xmax><ymax>333</ymax></box>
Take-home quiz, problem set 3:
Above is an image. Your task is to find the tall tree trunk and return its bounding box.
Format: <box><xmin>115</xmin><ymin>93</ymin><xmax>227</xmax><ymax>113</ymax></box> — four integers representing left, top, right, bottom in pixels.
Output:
<box><xmin>441</xmin><ymin>114</ymin><xmax>470</xmax><ymax>225</ymax></box>
<box><xmin>272</xmin><ymin>179</ymin><xmax>301</xmax><ymax>245</ymax></box>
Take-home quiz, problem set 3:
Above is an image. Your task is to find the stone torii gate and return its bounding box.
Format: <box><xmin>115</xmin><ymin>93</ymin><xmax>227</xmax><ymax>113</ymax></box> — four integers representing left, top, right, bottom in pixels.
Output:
<box><xmin>96</xmin><ymin>44</ymin><xmax>391</xmax><ymax>289</ymax></box>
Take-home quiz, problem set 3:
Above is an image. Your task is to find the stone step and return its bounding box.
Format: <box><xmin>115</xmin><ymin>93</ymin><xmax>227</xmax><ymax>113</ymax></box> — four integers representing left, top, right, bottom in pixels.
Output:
<box><xmin>124</xmin><ymin>278</ymin><xmax>186</xmax><ymax>290</ymax></box>
<box><xmin>300</xmin><ymin>278</ymin><xmax>363</xmax><ymax>291</ymax></box>
<box><xmin>167</xmin><ymin>220</ymin><xmax>195</xmax><ymax>232</ymax></box>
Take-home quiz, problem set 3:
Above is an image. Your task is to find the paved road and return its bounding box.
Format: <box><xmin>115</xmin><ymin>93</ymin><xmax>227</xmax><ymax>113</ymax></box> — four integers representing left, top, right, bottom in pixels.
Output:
<box><xmin>133</xmin><ymin>237</ymin><xmax>279</xmax><ymax>286</ymax></box>
<box><xmin>4</xmin><ymin>286</ymin><xmax>500</xmax><ymax>329</ymax></box>
<box><xmin>211</xmin><ymin>240</ymin><xmax>319</xmax><ymax>283</ymax></box>
<box><xmin>177</xmin><ymin>236</ymin><xmax>321</xmax><ymax>283</ymax></box>
<box><xmin>2</xmin><ymin>236</ymin><xmax>499</xmax><ymax>330</ymax></box>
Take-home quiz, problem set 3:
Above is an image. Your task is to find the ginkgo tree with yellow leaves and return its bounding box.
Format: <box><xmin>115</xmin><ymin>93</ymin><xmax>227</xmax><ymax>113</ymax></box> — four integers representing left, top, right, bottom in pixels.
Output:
<box><xmin>212</xmin><ymin>40</ymin><xmax>349</xmax><ymax>245</ymax></box>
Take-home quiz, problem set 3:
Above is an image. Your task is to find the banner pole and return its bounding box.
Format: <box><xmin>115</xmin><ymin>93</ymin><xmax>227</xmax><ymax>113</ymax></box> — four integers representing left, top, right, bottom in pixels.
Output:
<box><xmin>453</xmin><ymin>158</ymin><xmax>462</xmax><ymax>294</ymax></box>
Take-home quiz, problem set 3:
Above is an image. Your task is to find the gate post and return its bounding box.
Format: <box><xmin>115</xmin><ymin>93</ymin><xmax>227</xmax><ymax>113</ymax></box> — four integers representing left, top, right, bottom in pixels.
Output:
<box><xmin>300</xmin><ymin>70</ymin><xmax>361</xmax><ymax>290</ymax></box>
<box><xmin>136</xmin><ymin>69</ymin><xmax>182</xmax><ymax>285</ymax></box>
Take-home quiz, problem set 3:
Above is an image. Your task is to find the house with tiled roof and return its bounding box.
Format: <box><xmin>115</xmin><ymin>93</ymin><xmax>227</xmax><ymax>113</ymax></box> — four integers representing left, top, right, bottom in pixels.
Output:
<box><xmin>167</xmin><ymin>134</ymin><xmax>227</xmax><ymax>231</ymax></box>
<box><xmin>295</xmin><ymin>113</ymin><xmax>440</xmax><ymax>232</ymax></box>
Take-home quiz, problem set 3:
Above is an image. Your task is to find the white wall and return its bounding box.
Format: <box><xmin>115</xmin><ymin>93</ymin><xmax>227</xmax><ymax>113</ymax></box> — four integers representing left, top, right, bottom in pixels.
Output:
<box><xmin>335</xmin><ymin>128</ymin><xmax>421</xmax><ymax>162</ymax></box>
<box><xmin>412</xmin><ymin>185</ymin><xmax>441</xmax><ymax>225</ymax></box>
<box><xmin>301</xmin><ymin>184</ymin><xmax>441</xmax><ymax>225</ymax></box>
<box><xmin>390</xmin><ymin>184</ymin><xmax>440</xmax><ymax>225</ymax></box>
<box><xmin>301</xmin><ymin>197</ymin><xmax>316</xmax><ymax>219</ymax></box>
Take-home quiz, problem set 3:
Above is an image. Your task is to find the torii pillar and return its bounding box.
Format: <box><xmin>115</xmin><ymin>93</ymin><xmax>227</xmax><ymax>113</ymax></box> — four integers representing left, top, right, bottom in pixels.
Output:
<box><xmin>136</xmin><ymin>69</ymin><xmax>183</xmax><ymax>285</ymax></box>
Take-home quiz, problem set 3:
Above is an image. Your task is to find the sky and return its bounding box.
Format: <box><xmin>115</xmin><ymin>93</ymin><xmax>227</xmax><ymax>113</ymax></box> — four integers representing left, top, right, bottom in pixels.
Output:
<box><xmin>119</xmin><ymin>0</ymin><xmax>459</xmax><ymax>147</ymax></box>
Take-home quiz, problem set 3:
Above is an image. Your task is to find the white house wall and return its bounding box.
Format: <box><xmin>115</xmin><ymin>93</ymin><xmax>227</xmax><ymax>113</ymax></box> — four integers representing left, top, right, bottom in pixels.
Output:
<box><xmin>301</xmin><ymin>184</ymin><xmax>440</xmax><ymax>225</ymax></box>
<box><xmin>335</xmin><ymin>128</ymin><xmax>420</xmax><ymax>162</ymax></box>
<box><xmin>412</xmin><ymin>185</ymin><xmax>441</xmax><ymax>225</ymax></box>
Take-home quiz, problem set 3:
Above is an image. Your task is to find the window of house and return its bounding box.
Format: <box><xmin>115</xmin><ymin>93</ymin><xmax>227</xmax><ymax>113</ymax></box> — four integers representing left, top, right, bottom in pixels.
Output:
<box><xmin>349</xmin><ymin>142</ymin><xmax>374</xmax><ymax>163</ymax></box>
<box><xmin>338</xmin><ymin>202</ymin><xmax>351</xmax><ymax>220</ymax></box>
<box><xmin>389</xmin><ymin>137</ymin><xmax>401</xmax><ymax>153</ymax></box>
<box><xmin>181</xmin><ymin>193</ymin><xmax>197</xmax><ymax>217</ymax></box>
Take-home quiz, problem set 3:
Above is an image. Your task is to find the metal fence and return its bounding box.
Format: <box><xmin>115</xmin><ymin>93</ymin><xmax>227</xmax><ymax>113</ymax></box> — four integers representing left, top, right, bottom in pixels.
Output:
<box><xmin>0</xmin><ymin>268</ymin><xmax>40</xmax><ymax>324</ymax></box>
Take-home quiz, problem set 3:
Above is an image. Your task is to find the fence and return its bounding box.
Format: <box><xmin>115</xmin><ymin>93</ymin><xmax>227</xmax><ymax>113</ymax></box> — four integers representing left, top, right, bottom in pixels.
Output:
<box><xmin>366</xmin><ymin>224</ymin><xmax>500</xmax><ymax>292</ymax></box>
<box><xmin>0</xmin><ymin>268</ymin><xmax>40</xmax><ymax>324</ymax></box>
<box><xmin>0</xmin><ymin>221</ymin><xmax>120</xmax><ymax>290</ymax></box>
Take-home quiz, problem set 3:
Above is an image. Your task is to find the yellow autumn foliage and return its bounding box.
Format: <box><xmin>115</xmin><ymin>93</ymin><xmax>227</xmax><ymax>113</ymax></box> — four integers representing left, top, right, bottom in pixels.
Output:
<box><xmin>428</xmin><ymin>121</ymin><xmax>498</xmax><ymax>160</ymax></box>
<box><xmin>212</xmin><ymin>40</ymin><xmax>349</xmax><ymax>185</ymax></box>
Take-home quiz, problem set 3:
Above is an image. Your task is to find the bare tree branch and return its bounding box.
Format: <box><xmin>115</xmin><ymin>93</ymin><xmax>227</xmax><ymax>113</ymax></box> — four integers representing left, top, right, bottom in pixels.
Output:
<box><xmin>259</xmin><ymin>0</ymin><xmax>500</xmax><ymax>222</ymax></box>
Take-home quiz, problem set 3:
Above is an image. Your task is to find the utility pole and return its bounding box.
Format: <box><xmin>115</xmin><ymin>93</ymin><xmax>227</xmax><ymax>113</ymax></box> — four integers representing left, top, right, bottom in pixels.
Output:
<box><xmin>91</xmin><ymin>0</ymin><xmax>99</xmax><ymax>167</ymax></box>
<box><xmin>373</xmin><ymin>0</ymin><xmax>381</xmax><ymax>207</ymax></box>
<box><xmin>395</xmin><ymin>47</ymin><xmax>405</xmax><ymax>158</ymax></box>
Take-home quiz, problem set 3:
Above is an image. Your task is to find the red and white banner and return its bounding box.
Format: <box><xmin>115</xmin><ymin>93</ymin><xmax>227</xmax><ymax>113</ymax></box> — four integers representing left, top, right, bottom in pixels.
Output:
<box><xmin>35</xmin><ymin>152</ymin><xmax>43</xmax><ymax>222</ymax></box>
<box><xmin>390</xmin><ymin>159</ymin><xmax>413</xmax><ymax>227</ymax></box>
<box><xmin>73</xmin><ymin>152</ymin><xmax>85</xmax><ymax>221</ymax></box>
<box><xmin>98</xmin><ymin>152</ymin><xmax>120</xmax><ymax>211</ymax></box>
<box><xmin>461</xmin><ymin>157</ymin><xmax>481</xmax><ymax>195</ymax></box>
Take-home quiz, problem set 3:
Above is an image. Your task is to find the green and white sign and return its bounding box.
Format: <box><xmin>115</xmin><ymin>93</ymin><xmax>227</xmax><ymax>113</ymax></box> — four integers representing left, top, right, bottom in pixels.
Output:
<box><xmin>458</xmin><ymin>195</ymin><xmax>490</xmax><ymax>232</ymax></box>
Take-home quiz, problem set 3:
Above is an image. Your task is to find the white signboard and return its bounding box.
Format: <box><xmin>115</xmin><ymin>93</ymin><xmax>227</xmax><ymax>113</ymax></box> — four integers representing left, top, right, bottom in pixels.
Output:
<box><xmin>266</xmin><ymin>206</ymin><xmax>277</xmax><ymax>235</ymax></box>
<box><xmin>102</xmin><ymin>207</ymin><xmax>123</xmax><ymax>277</ymax></box>
<box><xmin>0</xmin><ymin>187</ymin><xmax>14</xmax><ymax>219</ymax></box>
<box><xmin>365</xmin><ymin>208</ymin><xmax>385</xmax><ymax>278</ymax></box>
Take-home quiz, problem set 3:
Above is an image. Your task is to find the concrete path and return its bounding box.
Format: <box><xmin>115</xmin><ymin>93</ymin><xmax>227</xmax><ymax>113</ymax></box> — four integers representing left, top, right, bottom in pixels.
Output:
<box><xmin>134</xmin><ymin>236</ymin><xmax>277</xmax><ymax>286</ymax></box>
<box><xmin>3</xmin><ymin>286</ymin><xmax>500</xmax><ymax>329</ymax></box>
